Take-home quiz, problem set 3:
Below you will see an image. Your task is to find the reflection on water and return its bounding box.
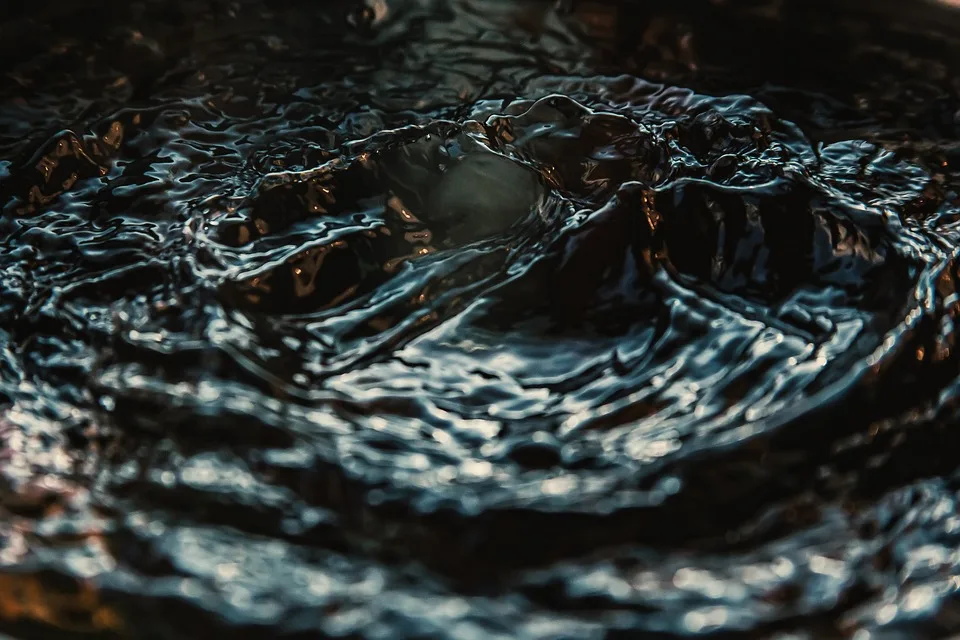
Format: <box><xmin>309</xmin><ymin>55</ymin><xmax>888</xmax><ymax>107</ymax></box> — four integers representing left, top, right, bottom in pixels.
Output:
<box><xmin>1</xmin><ymin>0</ymin><xmax>960</xmax><ymax>637</ymax></box>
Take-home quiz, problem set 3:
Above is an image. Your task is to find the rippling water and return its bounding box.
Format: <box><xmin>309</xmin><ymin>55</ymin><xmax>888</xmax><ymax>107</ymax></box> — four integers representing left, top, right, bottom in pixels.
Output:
<box><xmin>2</xmin><ymin>0</ymin><xmax>960</xmax><ymax>637</ymax></box>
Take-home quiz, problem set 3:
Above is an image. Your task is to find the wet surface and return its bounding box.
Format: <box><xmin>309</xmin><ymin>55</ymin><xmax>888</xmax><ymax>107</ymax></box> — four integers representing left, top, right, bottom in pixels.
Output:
<box><xmin>2</xmin><ymin>0</ymin><xmax>960</xmax><ymax>637</ymax></box>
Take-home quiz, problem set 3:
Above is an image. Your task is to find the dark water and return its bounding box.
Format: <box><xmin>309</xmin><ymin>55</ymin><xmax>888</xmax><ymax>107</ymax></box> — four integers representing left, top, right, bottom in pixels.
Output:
<box><xmin>2</xmin><ymin>0</ymin><xmax>960</xmax><ymax>637</ymax></box>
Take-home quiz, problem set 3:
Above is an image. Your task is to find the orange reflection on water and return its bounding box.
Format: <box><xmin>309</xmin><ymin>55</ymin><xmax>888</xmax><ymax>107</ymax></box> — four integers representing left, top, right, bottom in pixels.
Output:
<box><xmin>0</xmin><ymin>573</ymin><xmax>124</xmax><ymax>635</ymax></box>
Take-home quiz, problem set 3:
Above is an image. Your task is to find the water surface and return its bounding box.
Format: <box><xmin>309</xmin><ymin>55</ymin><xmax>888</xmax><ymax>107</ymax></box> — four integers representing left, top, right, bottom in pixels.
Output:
<box><xmin>2</xmin><ymin>0</ymin><xmax>960</xmax><ymax>637</ymax></box>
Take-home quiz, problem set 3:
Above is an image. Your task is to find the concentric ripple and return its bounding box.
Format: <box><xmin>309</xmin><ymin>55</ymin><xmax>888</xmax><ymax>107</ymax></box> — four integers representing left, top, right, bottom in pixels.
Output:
<box><xmin>2</xmin><ymin>0</ymin><xmax>960</xmax><ymax>638</ymax></box>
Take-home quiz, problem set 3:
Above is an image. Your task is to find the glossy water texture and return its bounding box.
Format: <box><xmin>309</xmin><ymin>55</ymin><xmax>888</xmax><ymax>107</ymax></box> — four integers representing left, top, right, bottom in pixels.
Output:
<box><xmin>2</xmin><ymin>0</ymin><xmax>960</xmax><ymax>637</ymax></box>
